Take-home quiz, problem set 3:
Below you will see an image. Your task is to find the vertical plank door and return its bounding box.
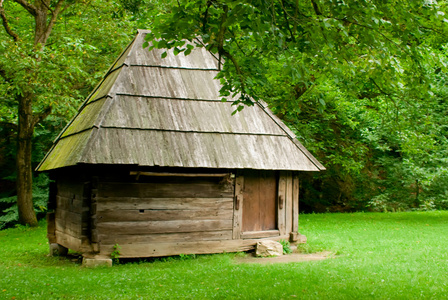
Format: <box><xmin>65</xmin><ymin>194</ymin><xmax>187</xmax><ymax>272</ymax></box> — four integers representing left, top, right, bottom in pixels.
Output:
<box><xmin>242</xmin><ymin>170</ymin><xmax>277</xmax><ymax>232</ymax></box>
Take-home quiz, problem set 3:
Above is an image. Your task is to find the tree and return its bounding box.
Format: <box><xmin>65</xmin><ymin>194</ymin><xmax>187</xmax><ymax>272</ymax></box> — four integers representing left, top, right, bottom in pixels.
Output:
<box><xmin>143</xmin><ymin>0</ymin><xmax>448</xmax><ymax>211</ymax></box>
<box><xmin>0</xmin><ymin>0</ymin><xmax>75</xmax><ymax>226</ymax></box>
<box><xmin>146</xmin><ymin>1</ymin><xmax>447</xmax><ymax>105</ymax></box>
<box><xmin>0</xmin><ymin>0</ymin><xmax>137</xmax><ymax>226</ymax></box>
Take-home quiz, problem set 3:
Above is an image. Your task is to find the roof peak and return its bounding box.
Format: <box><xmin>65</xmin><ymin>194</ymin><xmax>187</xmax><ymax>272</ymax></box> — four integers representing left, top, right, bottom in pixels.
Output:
<box><xmin>37</xmin><ymin>31</ymin><xmax>325</xmax><ymax>172</ymax></box>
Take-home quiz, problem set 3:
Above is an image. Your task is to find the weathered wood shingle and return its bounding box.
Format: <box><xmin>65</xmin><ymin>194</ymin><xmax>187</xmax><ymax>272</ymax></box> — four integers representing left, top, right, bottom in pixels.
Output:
<box><xmin>37</xmin><ymin>29</ymin><xmax>325</xmax><ymax>172</ymax></box>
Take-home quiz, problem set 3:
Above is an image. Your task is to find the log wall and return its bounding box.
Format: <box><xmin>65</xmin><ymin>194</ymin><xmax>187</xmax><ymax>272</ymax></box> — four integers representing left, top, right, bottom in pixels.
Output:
<box><xmin>54</xmin><ymin>175</ymin><xmax>91</xmax><ymax>252</ymax></box>
<box><xmin>95</xmin><ymin>174</ymin><xmax>235</xmax><ymax>257</ymax></box>
<box><xmin>49</xmin><ymin>167</ymin><xmax>302</xmax><ymax>258</ymax></box>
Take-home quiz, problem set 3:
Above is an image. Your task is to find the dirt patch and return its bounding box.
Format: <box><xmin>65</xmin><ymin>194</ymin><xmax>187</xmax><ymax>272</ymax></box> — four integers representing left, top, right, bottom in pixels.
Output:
<box><xmin>234</xmin><ymin>251</ymin><xmax>334</xmax><ymax>264</ymax></box>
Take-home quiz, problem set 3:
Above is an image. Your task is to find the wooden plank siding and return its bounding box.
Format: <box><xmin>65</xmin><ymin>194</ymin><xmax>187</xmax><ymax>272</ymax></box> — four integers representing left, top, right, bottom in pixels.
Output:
<box><xmin>97</xmin><ymin>208</ymin><xmax>233</xmax><ymax>222</ymax></box>
<box><xmin>237</xmin><ymin>170</ymin><xmax>301</xmax><ymax>241</ymax></box>
<box><xmin>95</xmin><ymin>176</ymin><xmax>235</xmax><ymax>248</ymax></box>
<box><xmin>98</xmin><ymin>182</ymin><xmax>233</xmax><ymax>198</ymax></box>
<box><xmin>54</xmin><ymin>177</ymin><xmax>91</xmax><ymax>252</ymax></box>
<box><xmin>99</xmin><ymin>231</ymin><xmax>232</xmax><ymax>245</ymax></box>
<box><xmin>99</xmin><ymin>235</ymin><xmax>291</xmax><ymax>258</ymax></box>
<box><xmin>240</xmin><ymin>230</ymin><xmax>280</xmax><ymax>239</ymax></box>
<box><xmin>242</xmin><ymin>170</ymin><xmax>277</xmax><ymax>232</ymax></box>
<box><xmin>49</xmin><ymin>167</ymin><xmax>305</xmax><ymax>258</ymax></box>
<box><xmin>55</xmin><ymin>231</ymin><xmax>91</xmax><ymax>253</ymax></box>
<box><xmin>97</xmin><ymin>219</ymin><xmax>233</xmax><ymax>235</ymax></box>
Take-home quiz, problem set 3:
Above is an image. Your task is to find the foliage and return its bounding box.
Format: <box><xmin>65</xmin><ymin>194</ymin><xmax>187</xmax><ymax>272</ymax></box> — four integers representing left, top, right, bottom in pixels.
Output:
<box><xmin>278</xmin><ymin>239</ymin><xmax>292</xmax><ymax>255</ymax></box>
<box><xmin>2</xmin><ymin>0</ymin><xmax>448</xmax><ymax>215</ymax></box>
<box><xmin>0</xmin><ymin>0</ymin><xmax>150</xmax><ymax>224</ymax></box>
<box><xmin>144</xmin><ymin>0</ymin><xmax>448</xmax><ymax>212</ymax></box>
<box><xmin>111</xmin><ymin>244</ymin><xmax>121</xmax><ymax>264</ymax></box>
<box><xmin>179</xmin><ymin>253</ymin><xmax>197</xmax><ymax>260</ymax></box>
<box><xmin>291</xmin><ymin>69</ymin><xmax>448</xmax><ymax>212</ymax></box>
<box><xmin>108</xmin><ymin>1</ymin><xmax>448</xmax><ymax>213</ymax></box>
<box><xmin>1</xmin><ymin>212</ymin><xmax>448</xmax><ymax>298</ymax></box>
<box><xmin>0</xmin><ymin>174</ymin><xmax>49</xmax><ymax>229</ymax></box>
<box><xmin>146</xmin><ymin>0</ymin><xmax>447</xmax><ymax>106</ymax></box>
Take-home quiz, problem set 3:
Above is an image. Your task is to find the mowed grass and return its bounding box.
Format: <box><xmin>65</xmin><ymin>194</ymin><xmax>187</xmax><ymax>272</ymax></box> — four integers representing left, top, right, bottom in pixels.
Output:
<box><xmin>1</xmin><ymin>211</ymin><xmax>448</xmax><ymax>299</ymax></box>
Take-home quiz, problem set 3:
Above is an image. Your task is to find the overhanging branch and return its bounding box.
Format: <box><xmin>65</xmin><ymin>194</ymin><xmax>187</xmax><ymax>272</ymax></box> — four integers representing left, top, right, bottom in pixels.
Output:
<box><xmin>32</xmin><ymin>105</ymin><xmax>52</xmax><ymax>127</ymax></box>
<box><xmin>216</xmin><ymin>4</ymin><xmax>246</xmax><ymax>95</ymax></box>
<box><xmin>35</xmin><ymin>0</ymin><xmax>68</xmax><ymax>48</ymax></box>
<box><xmin>0</xmin><ymin>65</ymin><xmax>12</xmax><ymax>82</ymax></box>
<box><xmin>311</xmin><ymin>0</ymin><xmax>322</xmax><ymax>16</ymax></box>
<box><xmin>280</xmin><ymin>0</ymin><xmax>296</xmax><ymax>42</ymax></box>
<box><xmin>44</xmin><ymin>0</ymin><xmax>65</xmax><ymax>38</ymax></box>
<box><xmin>13</xmin><ymin>0</ymin><xmax>37</xmax><ymax>16</ymax></box>
<box><xmin>0</xmin><ymin>1</ymin><xmax>20</xmax><ymax>41</ymax></box>
<box><xmin>39</xmin><ymin>0</ymin><xmax>52</xmax><ymax>13</ymax></box>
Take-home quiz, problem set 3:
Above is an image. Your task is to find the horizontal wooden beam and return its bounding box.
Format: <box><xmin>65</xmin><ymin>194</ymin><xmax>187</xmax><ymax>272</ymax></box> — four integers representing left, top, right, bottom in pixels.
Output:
<box><xmin>55</xmin><ymin>230</ymin><xmax>92</xmax><ymax>253</ymax></box>
<box><xmin>97</xmin><ymin>219</ymin><xmax>233</xmax><ymax>235</ymax></box>
<box><xmin>99</xmin><ymin>235</ymin><xmax>291</xmax><ymax>258</ymax></box>
<box><xmin>98</xmin><ymin>230</ymin><xmax>233</xmax><ymax>245</ymax></box>
<box><xmin>241</xmin><ymin>230</ymin><xmax>280</xmax><ymax>239</ymax></box>
<box><xmin>97</xmin><ymin>208</ymin><xmax>233</xmax><ymax>222</ymax></box>
<box><xmin>130</xmin><ymin>171</ymin><xmax>231</xmax><ymax>178</ymax></box>
<box><xmin>97</xmin><ymin>197</ymin><xmax>233</xmax><ymax>211</ymax></box>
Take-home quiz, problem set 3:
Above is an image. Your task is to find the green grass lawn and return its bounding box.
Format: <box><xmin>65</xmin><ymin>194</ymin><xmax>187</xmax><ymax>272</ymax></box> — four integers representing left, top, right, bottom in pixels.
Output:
<box><xmin>1</xmin><ymin>211</ymin><xmax>448</xmax><ymax>299</ymax></box>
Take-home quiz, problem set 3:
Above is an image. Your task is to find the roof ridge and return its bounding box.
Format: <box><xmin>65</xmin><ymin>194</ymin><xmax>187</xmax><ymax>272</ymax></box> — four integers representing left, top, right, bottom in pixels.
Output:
<box><xmin>67</xmin><ymin>126</ymin><xmax>287</xmax><ymax>136</ymax></box>
<box><xmin>127</xmin><ymin>64</ymin><xmax>219</xmax><ymax>71</ymax></box>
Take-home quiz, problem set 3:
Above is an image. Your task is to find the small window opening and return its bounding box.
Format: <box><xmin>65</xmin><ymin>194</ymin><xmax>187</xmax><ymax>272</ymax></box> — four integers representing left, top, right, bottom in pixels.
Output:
<box><xmin>139</xmin><ymin>209</ymin><xmax>145</xmax><ymax>213</ymax></box>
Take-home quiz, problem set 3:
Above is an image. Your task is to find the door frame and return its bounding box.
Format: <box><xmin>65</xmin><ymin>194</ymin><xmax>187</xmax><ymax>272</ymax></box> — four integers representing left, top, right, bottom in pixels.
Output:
<box><xmin>232</xmin><ymin>170</ymin><xmax>293</xmax><ymax>240</ymax></box>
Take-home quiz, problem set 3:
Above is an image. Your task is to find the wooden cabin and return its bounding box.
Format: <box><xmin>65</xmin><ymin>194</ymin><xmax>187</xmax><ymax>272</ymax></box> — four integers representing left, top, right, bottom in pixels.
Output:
<box><xmin>37</xmin><ymin>30</ymin><xmax>325</xmax><ymax>262</ymax></box>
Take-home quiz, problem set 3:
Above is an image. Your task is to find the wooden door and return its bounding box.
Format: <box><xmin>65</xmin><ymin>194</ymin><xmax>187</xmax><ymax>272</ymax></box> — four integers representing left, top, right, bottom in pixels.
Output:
<box><xmin>242</xmin><ymin>170</ymin><xmax>277</xmax><ymax>232</ymax></box>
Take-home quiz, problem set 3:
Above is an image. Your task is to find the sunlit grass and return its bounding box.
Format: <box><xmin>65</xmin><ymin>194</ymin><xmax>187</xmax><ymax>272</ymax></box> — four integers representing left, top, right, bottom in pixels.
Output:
<box><xmin>1</xmin><ymin>211</ymin><xmax>448</xmax><ymax>299</ymax></box>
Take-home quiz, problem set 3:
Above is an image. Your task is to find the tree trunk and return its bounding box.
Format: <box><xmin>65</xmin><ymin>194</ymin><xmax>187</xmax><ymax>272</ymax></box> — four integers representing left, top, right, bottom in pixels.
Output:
<box><xmin>8</xmin><ymin>0</ymin><xmax>66</xmax><ymax>226</ymax></box>
<box><xmin>34</xmin><ymin>1</ymin><xmax>48</xmax><ymax>47</ymax></box>
<box><xmin>16</xmin><ymin>92</ymin><xmax>38</xmax><ymax>226</ymax></box>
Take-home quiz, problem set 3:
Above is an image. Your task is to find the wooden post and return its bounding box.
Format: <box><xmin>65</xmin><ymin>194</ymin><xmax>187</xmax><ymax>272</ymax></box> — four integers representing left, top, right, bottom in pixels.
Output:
<box><xmin>47</xmin><ymin>181</ymin><xmax>57</xmax><ymax>247</ymax></box>
<box><xmin>290</xmin><ymin>173</ymin><xmax>300</xmax><ymax>242</ymax></box>
<box><xmin>277</xmin><ymin>172</ymin><xmax>286</xmax><ymax>235</ymax></box>
<box><xmin>46</xmin><ymin>212</ymin><xmax>56</xmax><ymax>244</ymax></box>
<box><xmin>232</xmin><ymin>173</ymin><xmax>244</xmax><ymax>239</ymax></box>
<box><xmin>285</xmin><ymin>171</ymin><xmax>293</xmax><ymax>235</ymax></box>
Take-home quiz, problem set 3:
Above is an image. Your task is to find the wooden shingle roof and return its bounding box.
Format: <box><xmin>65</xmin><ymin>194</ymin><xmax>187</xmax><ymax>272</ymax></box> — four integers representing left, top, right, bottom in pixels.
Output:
<box><xmin>37</xmin><ymin>30</ymin><xmax>325</xmax><ymax>172</ymax></box>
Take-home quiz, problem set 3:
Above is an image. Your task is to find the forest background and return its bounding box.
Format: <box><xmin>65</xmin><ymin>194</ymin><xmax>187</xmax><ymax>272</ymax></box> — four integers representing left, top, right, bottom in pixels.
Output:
<box><xmin>1</xmin><ymin>0</ymin><xmax>448</xmax><ymax>229</ymax></box>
